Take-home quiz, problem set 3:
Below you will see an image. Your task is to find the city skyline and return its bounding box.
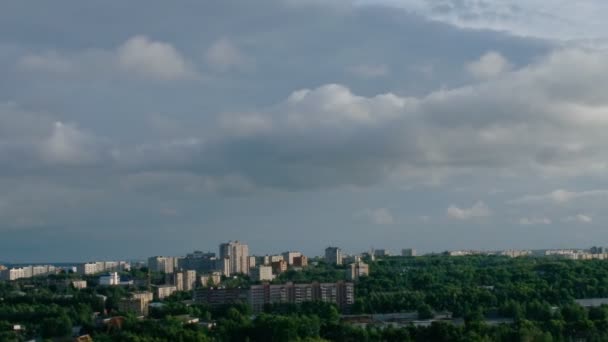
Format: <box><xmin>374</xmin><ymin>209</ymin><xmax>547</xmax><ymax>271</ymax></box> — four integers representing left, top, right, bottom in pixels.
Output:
<box><xmin>3</xmin><ymin>1</ymin><xmax>608</xmax><ymax>261</ymax></box>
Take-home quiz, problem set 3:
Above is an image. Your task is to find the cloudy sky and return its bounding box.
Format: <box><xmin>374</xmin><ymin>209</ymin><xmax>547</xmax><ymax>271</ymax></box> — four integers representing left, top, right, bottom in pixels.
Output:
<box><xmin>2</xmin><ymin>0</ymin><xmax>608</xmax><ymax>262</ymax></box>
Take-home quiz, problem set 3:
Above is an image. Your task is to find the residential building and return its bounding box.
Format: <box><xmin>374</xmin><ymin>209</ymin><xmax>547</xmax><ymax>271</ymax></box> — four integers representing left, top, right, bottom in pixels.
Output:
<box><xmin>200</xmin><ymin>272</ymin><xmax>222</xmax><ymax>287</ymax></box>
<box><xmin>0</xmin><ymin>265</ymin><xmax>57</xmax><ymax>281</ymax></box>
<box><xmin>173</xmin><ymin>272</ymin><xmax>184</xmax><ymax>291</ymax></box>
<box><xmin>99</xmin><ymin>272</ymin><xmax>132</xmax><ymax>286</ymax></box>
<box><xmin>194</xmin><ymin>287</ymin><xmax>248</xmax><ymax>307</ymax></box>
<box><xmin>118</xmin><ymin>291</ymin><xmax>153</xmax><ymax>316</ymax></box>
<box><xmin>183</xmin><ymin>270</ymin><xmax>197</xmax><ymax>291</ymax></box>
<box><xmin>148</xmin><ymin>256</ymin><xmax>176</xmax><ymax>274</ymax></box>
<box><xmin>263</xmin><ymin>255</ymin><xmax>284</xmax><ymax>265</ymax></box>
<box><xmin>401</xmin><ymin>248</ymin><xmax>416</xmax><ymax>257</ymax></box>
<box><xmin>153</xmin><ymin>285</ymin><xmax>177</xmax><ymax>300</ymax></box>
<box><xmin>178</xmin><ymin>251</ymin><xmax>218</xmax><ymax>273</ymax></box>
<box><xmin>347</xmin><ymin>262</ymin><xmax>369</xmax><ymax>281</ymax></box>
<box><xmin>251</xmin><ymin>265</ymin><xmax>274</xmax><ymax>281</ymax></box>
<box><xmin>325</xmin><ymin>247</ymin><xmax>343</xmax><ymax>265</ymax></box>
<box><xmin>77</xmin><ymin>261</ymin><xmax>130</xmax><ymax>275</ymax></box>
<box><xmin>99</xmin><ymin>272</ymin><xmax>120</xmax><ymax>286</ymax></box>
<box><xmin>219</xmin><ymin>241</ymin><xmax>249</xmax><ymax>275</ymax></box>
<box><xmin>293</xmin><ymin>255</ymin><xmax>308</xmax><ymax>268</ymax></box>
<box><xmin>374</xmin><ymin>249</ymin><xmax>390</xmax><ymax>257</ymax></box>
<box><xmin>248</xmin><ymin>281</ymin><xmax>354</xmax><ymax>313</ymax></box>
<box><xmin>282</xmin><ymin>251</ymin><xmax>302</xmax><ymax>265</ymax></box>
<box><xmin>271</xmin><ymin>260</ymin><xmax>288</xmax><ymax>275</ymax></box>
<box><xmin>248</xmin><ymin>256</ymin><xmax>257</xmax><ymax>270</ymax></box>
<box><xmin>72</xmin><ymin>280</ymin><xmax>87</xmax><ymax>289</ymax></box>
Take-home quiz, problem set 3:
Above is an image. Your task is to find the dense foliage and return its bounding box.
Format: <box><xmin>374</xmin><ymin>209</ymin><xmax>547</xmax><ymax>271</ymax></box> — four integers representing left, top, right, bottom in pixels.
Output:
<box><xmin>3</xmin><ymin>256</ymin><xmax>608</xmax><ymax>341</ymax></box>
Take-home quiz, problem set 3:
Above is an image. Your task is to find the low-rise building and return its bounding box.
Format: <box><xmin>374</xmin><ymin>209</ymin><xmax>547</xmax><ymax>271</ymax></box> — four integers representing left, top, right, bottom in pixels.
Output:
<box><xmin>293</xmin><ymin>255</ymin><xmax>308</xmax><ymax>268</ymax></box>
<box><xmin>401</xmin><ymin>248</ymin><xmax>416</xmax><ymax>257</ymax></box>
<box><xmin>347</xmin><ymin>262</ymin><xmax>369</xmax><ymax>281</ymax></box>
<box><xmin>153</xmin><ymin>285</ymin><xmax>177</xmax><ymax>300</ymax></box>
<box><xmin>282</xmin><ymin>251</ymin><xmax>302</xmax><ymax>265</ymax></box>
<box><xmin>200</xmin><ymin>272</ymin><xmax>222</xmax><ymax>287</ymax></box>
<box><xmin>72</xmin><ymin>280</ymin><xmax>87</xmax><ymax>289</ymax></box>
<box><xmin>251</xmin><ymin>265</ymin><xmax>274</xmax><ymax>281</ymax></box>
<box><xmin>248</xmin><ymin>281</ymin><xmax>354</xmax><ymax>313</ymax></box>
<box><xmin>271</xmin><ymin>260</ymin><xmax>287</xmax><ymax>275</ymax></box>
<box><xmin>118</xmin><ymin>291</ymin><xmax>154</xmax><ymax>316</ymax></box>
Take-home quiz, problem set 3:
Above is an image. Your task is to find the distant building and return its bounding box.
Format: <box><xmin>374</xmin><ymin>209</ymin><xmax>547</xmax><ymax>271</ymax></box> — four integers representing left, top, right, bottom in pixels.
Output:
<box><xmin>248</xmin><ymin>281</ymin><xmax>354</xmax><ymax>313</ymax></box>
<box><xmin>77</xmin><ymin>261</ymin><xmax>130</xmax><ymax>275</ymax></box>
<box><xmin>251</xmin><ymin>265</ymin><xmax>274</xmax><ymax>281</ymax></box>
<box><xmin>0</xmin><ymin>265</ymin><xmax>57</xmax><ymax>281</ymax></box>
<box><xmin>401</xmin><ymin>248</ymin><xmax>416</xmax><ymax>257</ymax></box>
<box><xmin>325</xmin><ymin>247</ymin><xmax>343</xmax><ymax>265</ymax></box>
<box><xmin>99</xmin><ymin>272</ymin><xmax>120</xmax><ymax>286</ymax></box>
<box><xmin>153</xmin><ymin>285</ymin><xmax>177</xmax><ymax>300</ymax></box>
<box><xmin>219</xmin><ymin>241</ymin><xmax>249</xmax><ymax>275</ymax></box>
<box><xmin>99</xmin><ymin>272</ymin><xmax>132</xmax><ymax>286</ymax></box>
<box><xmin>148</xmin><ymin>256</ymin><xmax>176</xmax><ymax>274</ymax></box>
<box><xmin>282</xmin><ymin>252</ymin><xmax>302</xmax><ymax>265</ymax></box>
<box><xmin>293</xmin><ymin>255</ymin><xmax>308</xmax><ymax>268</ymax></box>
<box><xmin>248</xmin><ymin>256</ymin><xmax>257</xmax><ymax>270</ymax></box>
<box><xmin>183</xmin><ymin>270</ymin><xmax>197</xmax><ymax>291</ymax></box>
<box><xmin>271</xmin><ymin>260</ymin><xmax>288</xmax><ymax>275</ymax></box>
<box><xmin>346</xmin><ymin>262</ymin><xmax>369</xmax><ymax>281</ymax></box>
<box><xmin>173</xmin><ymin>272</ymin><xmax>184</xmax><ymax>291</ymax></box>
<box><xmin>193</xmin><ymin>287</ymin><xmax>248</xmax><ymax>307</ymax></box>
<box><xmin>178</xmin><ymin>251</ymin><xmax>218</xmax><ymax>273</ymax></box>
<box><xmin>200</xmin><ymin>272</ymin><xmax>222</xmax><ymax>287</ymax></box>
<box><xmin>374</xmin><ymin>249</ymin><xmax>390</xmax><ymax>257</ymax></box>
<box><xmin>118</xmin><ymin>291</ymin><xmax>153</xmax><ymax>316</ymax></box>
<box><xmin>72</xmin><ymin>280</ymin><xmax>87</xmax><ymax>289</ymax></box>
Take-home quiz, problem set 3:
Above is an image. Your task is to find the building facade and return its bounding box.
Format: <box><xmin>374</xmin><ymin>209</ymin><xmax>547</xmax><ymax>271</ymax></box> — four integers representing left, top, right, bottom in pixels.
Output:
<box><xmin>325</xmin><ymin>247</ymin><xmax>343</xmax><ymax>265</ymax></box>
<box><xmin>346</xmin><ymin>262</ymin><xmax>369</xmax><ymax>281</ymax></box>
<box><xmin>219</xmin><ymin>241</ymin><xmax>249</xmax><ymax>275</ymax></box>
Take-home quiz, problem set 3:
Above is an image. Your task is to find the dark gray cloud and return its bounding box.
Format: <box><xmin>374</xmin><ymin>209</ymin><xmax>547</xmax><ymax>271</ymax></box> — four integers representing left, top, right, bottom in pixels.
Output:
<box><xmin>3</xmin><ymin>0</ymin><xmax>606</xmax><ymax>261</ymax></box>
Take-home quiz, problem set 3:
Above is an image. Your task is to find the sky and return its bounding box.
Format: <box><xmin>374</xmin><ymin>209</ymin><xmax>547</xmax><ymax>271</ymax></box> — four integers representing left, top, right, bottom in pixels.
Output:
<box><xmin>2</xmin><ymin>0</ymin><xmax>608</xmax><ymax>262</ymax></box>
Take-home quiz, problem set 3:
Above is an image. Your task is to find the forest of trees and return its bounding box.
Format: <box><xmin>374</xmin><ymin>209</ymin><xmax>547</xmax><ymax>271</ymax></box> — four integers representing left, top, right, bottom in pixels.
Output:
<box><xmin>3</xmin><ymin>255</ymin><xmax>608</xmax><ymax>341</ymax></box>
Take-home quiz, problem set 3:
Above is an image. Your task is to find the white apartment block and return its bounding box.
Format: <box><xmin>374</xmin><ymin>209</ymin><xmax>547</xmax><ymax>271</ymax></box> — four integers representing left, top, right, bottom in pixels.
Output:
<box><xmin>219</xmin><ymin>241</ymin><xmax>249</xmax><ymax>275</ymax></box>
<box><xmin>251</xmin><ymin>265</ymin><xmax>274</xmax><ymax>281</ymax></box>
<box><xmin>148</xmin><ymin>256</ymin><xmax>176</xmax><ymax>274</ymax></box>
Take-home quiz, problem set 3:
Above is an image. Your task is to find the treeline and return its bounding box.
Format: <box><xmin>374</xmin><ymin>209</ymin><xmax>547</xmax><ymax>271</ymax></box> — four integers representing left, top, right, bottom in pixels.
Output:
<box><xmin>4</xmin><ymin>256</ymin><xmax>608</xmax><ymax>341</ymax></box>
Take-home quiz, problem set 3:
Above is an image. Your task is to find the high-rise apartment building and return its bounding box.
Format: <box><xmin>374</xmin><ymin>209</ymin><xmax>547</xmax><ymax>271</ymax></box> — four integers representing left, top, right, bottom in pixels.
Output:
<box><xmin>325</xmin><ymin>247</ymin><xmax>343</xmax><ymax>265</ymax></box>
<box><xmin>219</xmin><ymin>241</ymin><xmax>249</xmax><ymax>275</ymax></box>
<box><xmin>148</xmin><ymin>256</ymin><xmax>176</xmax><ymax>274</ymax></box>
<box><xmin>173</xmin><ymin>272</ymin><xmax>184</xmax><ymax>291</ymax></box>
<box><xmin>183</xmin><ymin>270</ymin><xmax>197</xmax><ymax>291</ymax></box>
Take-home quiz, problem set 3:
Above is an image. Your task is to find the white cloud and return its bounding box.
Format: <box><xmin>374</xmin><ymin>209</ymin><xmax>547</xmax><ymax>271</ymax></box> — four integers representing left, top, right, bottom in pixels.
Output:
<box><xmin>466</xmin><ymin>51</ymin><xmax>511</xmax><ymax>79</ymax></box>
<box><xmin>347</xmin><ymin>64</ymin><xmax>389</xmax><ymax>78</ymax></box>
<box><xmin>40</xmin><ymin>122</ymin><xmax>97</xmax><ymax>165</ymax></box>
<box><xmin>447</xmin><ymin>201</ymin><xmax>491</xmax><ymax>220</ymax></box>
<box><xmin>117</xmin><ymin>35</ymin><xmax>197</xmax><ymax>80</ymax></box>
<box><xmin>510</xmin><ymin>189</ymin><xmax>608</xmax><ymax>205</ymax></box>
<box><xmin>519</xmin><ymin>217</ymin><xmax>551</xmax><ymax>225</ymax></box>
<box><xmin>364</xmin><ymin>0</ymin><xmax>608</xmax><ymax>46</ymax></box>
<box><xmin>206</xmin><ymin>38</ymin><xmax>248</xmax><ymax>72</ymax></box>
<box><xmin>563</xmin><ymin>214</ymin><xmax>593</xmax><ymax>223</ymax></box>
<box><xmin>17</xmin><ymin>35</ymin><xmax>198</xmax><ymax>81</ymax></box>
